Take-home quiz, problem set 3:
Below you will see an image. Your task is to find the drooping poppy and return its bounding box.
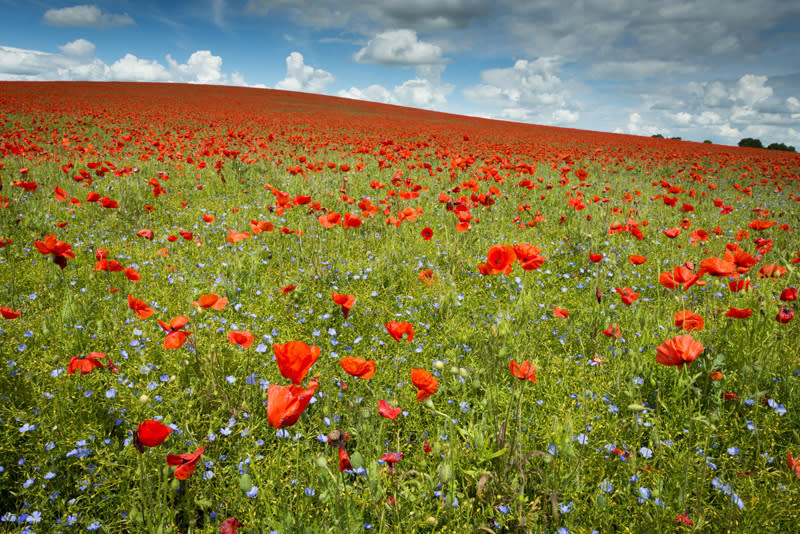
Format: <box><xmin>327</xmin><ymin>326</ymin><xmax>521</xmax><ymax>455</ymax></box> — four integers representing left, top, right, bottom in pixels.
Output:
<box><xmin>68</xmin><ymin>352</ymin><xmax>106</xmax><ymax>375</ymax></box>
<box><xmin>378</xmin><ymin>399</ymin><xmax>402</xmax><ymax>420</ymax></box>
<box><xmin>33</xmin><ymin>234</ymin><xmax>75</xmax><ymax>269</ymax></box>
<box><xmin>338</xmin><ymin>448</ymin><xmax>352</xmax><ymax>472</ymax></box>
<box><xmin>166</xmin><ymin>445</ymin><xmax>205</xmax><ymax>480</ymax></box>
<box><xmin>655</xmin><ymin>334</ymin><xmax>703</xmax><ymax>369</ymax></box>
<box><xmin>553</xmin><ymin>306</ymin><xmax>569</xmax><ymax>318</ymax></box>
<box><xmin>332</xmin><ymin>292</ymin><xmax>355</xmax><ymax>319</ymax></box>
<box><xmin>250</xmin><ymin>219</ymin><xmax>274</xmax><ymax>234</ymax></box>
<box><xmin>128</xmin><ymin>294</ymin><xmax>153</xmax><ymax>320</ymax></box>
<box><xmin>776</xmin><ymin>306</ymin><xmax>794</xmax><ymax>324</ymax></box>
<box><xmin>201</xmin><ymin>213</ymin><xmax>215</xmax><ymax>223</ymax></box>
<box><xmin>191</xmin><ymin>293</ymin><xmax>228</xmax><ymax>310</ymax></box>
<box><xmin>226</xmin><ymin>228</ymin><xmax>250</xmax><ymax>243</ymax></box>
<box><xmin>615</xmin><ymin>287</ymin><xmax>640</xmax><ymax>306</ymax></box>
<box><xmin>267</xmin><ymin>381</ymin><xmax>318</xmax><ymax>429</ymax></box>
<box><xmin>158</xmin><ymin>316</ymin><xmax>191</xmax><ymax>349</ymax></box>
<box><xmin>384</xmin><ymin>321</ymin><xmax>414</xmax><ymax>342</ymax></box>
<box><xmin>134</xmin><ymin>420</ymin><xmax>173</xmax><ymax>451</ymax></box>
<box><xmin>273</xmin><ymin>340</ymin><xmax>320</xmax><ymax>384</ymax></box>
<box><xmin>726</xmin><ymin>307</ymin><xmax>753</xmax><ymax>319</ymax></box>
<box><xmin>421</xmin><ymin>227</ymin><xmax>433</xmax><ymax>240</ymax></box>
<box><xmin>220</xmin><ymin>518</ymin><xmax>243</xmax><ymax>534</ymax></box>
<box><xmin>280</xmin><ymin>284</ymin><xmax>296</xmax><ymax>294</ymax></box>
<box><xmin>339</xmin><ymin>357</ymin><xmax>376</xmax><ymax>379</ymax></box>
<box><xmin>788</xmin><ymin>451</ymin><xmax>800</xmax><ymax>478</ymax></box>
<box><xmin>1</xmin><ymin>307</ymin><xmax>20</xmax><ymax>319</ymax></box>
<box><xmin>410</xmin><ymin>368</ymin><xmax>438</xmax><ymax>401</ymax></box>
<box><xmin>136</xmin><ymin>229</ymin><xmax>155</xmax><ymax>240</ymax></box>
<box><xmin>674</xmin><ymin>310</ymin><xmax>704</xmax><ymax>331</ymax></box>
<box><xmin>508</xmin><ymin>359</ymin><xmax>537</xmax><ymax>382</ymax></box>
<box><xmin>228</xmin><ymin>330</ymin><xmax>254</xmax><ymax>348</ymax></box>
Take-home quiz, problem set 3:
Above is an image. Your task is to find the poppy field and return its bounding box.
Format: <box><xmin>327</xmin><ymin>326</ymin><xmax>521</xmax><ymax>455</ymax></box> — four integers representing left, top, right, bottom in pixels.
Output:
<box><xmin>2</xmin><ymin>81</ymin><xmax>800</xmax><ymax>533</ymax></box>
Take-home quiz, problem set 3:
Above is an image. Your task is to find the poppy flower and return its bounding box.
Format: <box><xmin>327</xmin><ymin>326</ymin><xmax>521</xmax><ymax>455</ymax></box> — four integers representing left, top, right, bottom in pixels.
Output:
<box><xmin>332</xmin><ymin>292</ymin><xmax>354</xmax><ymax>319</ymax></box>
<box><xmin>280</xmin><ymin>284</ymin><xmax>296</xmax><ymax>294</ymax></box>
<box><xmin>423</xmin><ymin>440</ymin><xmax>432</xmax><ymax>453</ymax></box>
<box><xmin>418</xmin><ymin>269</ymin><xmax>435</xmax><ymax>286</ymax></box>
<box><xmin>381</xmin><ymin>452</ymin><xmax>403</xmax><ymax>464</ymax></box>
<box><xmin>421</xmin><ymin>227</ymin><xmax>433</xmax><ymax>240</ymax></box>
<box><xmin>68</xmin><ymin>352</ymin><xmax>106</xmax><ymax>375</ymax></box>
<box><xmin>788</xmin><ymin>451</ymin><xmax>800</xmax><ymax>478</ymax></box>
<box><xmin>166</xmin><ymin>445</ymin><xmax>205</xmax><ymax>480</ymax></box>
<box><xmin>33</xmin><ymin>234</ymin><xmax>75</xmax><ymax>269</ymax></box>
<box><xmin>94</xmin><ymin>258</ymin><xmax>124</xmax><ymax>272</ymax></box>
<box><xmin>674</xmin><ymin>310</ymin><xmax>704</xmax><ymax>331</ymax></box>
<box><xmin>675</xmin><ymin>512</ymin><xmax>694</xmax><ymax>527</ymax></box>
<box><xmin>602</xmin><ymin>324</ymin><xmax>622</xmax><ymax>339</ymax></box>
<box><xmin>385</xmin><ymin>321</ymin><xmax>414</xmax><ymax>342</ymax></box>
<box><xmin>226</xmin><ymin>229</ymin><xmax>250</xmax><ymax>243</ymax></box>
<box><xmin>663</xmin><ymin>228</ymin><xmax>680</xmax><ymax>238</ymax></box>
<box><xmin>411</xmin><ymin>368</ymin><xmax>438</xmax><ymax>401</ymax></box>
<box><xmin>202</xmin><ymin>213</ymin><xmax>215</xmax><ymax>223</ymax></box>
<box><xmin>1</xmin><ymin>306</ymin><xmax>20</xmax><ymax>319</ymax></box>
<box><xmin>553</xmin><ymin>306</ymin><xmax>569</xmax><ymax>318</ymax></box>
<box><xmin>508</xmin><ymin>359</ymin><xmax>537</xmax><ymax>382</ymax></box>
<box><xmin>250</xmin><ymin>219</ymin><xmax>274</xmax><ymax>234</ymax></box>
<box><xmin>615</xmin><ymin>287</ymin><xmax>640</xmax><ymax>306</ymax></box>
<box><xmin>220</xmin><ymin>518</ymin><xmax>243</xmax><ymax>534</ymax></box>
<box><xmin>776</xmin><ymin>306</ymin><xmax>794</xmax><ymax>324</ymax></box>
<box><xmin>726</xmin><ymin>307</ymin><xmax>753</xmax><ymax>319</ymax></box>
<box><xmin>136</xmin><ymin>229</ymin><xmax>155</xmax><ymax>240</ymax></box>
<box><xmin>228</xmin><ymin>330</ymin><xmax>254</xmax><ymax>348</ymax></box>
<box><xmin>759</xmin><ymin>264</ymin><xmax>787</xmax><ymax>278</ymax></box>
<box><xmin>338</xmin><ymin>448</ymin><xmax>352</xmax><ymax>472</ymax></box>
<box><xmin>191</xmin><ymin>293</ymin><xmax>228</xmax><ymax>310</ymax></box>
<box><xmin>709</xmin><ymin>371</ymin><xmax>723</xmax><ymax>381</ymax></box>
<box><xmin>273</xmin><ymin>340</ymin><xmax>320</xmax><ymax>384</ymax></box>
<box><xmin>158</xmin><ymin>316</ymin><xmax>191</xmax><ymax>349</ymax></box>
<box><xmin>378</xmin><ymin>400</ymin><xmax>402</xmax><ymax>420</ymax></box>
<box><xmin>589</xmin><ymin>253</ymin><xmax>603</xmax><ymax>262</ymax></box>
<box><xmin>729</xmin><ymin>280</ymin><xmax>752</xmax><ymax>292</ymax></box>
<box><xmin>629</xmin><ymin>254</ymin><xmax>647</xmax><ymax>265</ymax></box>
<box><xmin>780</xmin><ymin>287</ymin><xmax>798</xmax><ymax>301</ymax></box>
<box><xmin>339</xmin><ymin>357</ymin><xmax>376</xmax><ymax>379</ymax></box>
<box><xmin>696</xmin><ymin>257</ymin><xmax>737</xmax><ymax>278</ymax></box>
<box><xmin>125</xmin><ymin>267</ymin><xmax>141</xmax><ymax>282</ymax></box>
<box><xmin>655</xmin><ymin>334</ymin><xmax>703</xmax><ymax>369</ymax></box>
<box><xmin>128</xmin><ymin>294</ymin><xmax>153</xmax><ymax>319</ymax></box>
<box><xmin>134</xmin><ymin>420</ymin><xmax>173</xmax><ymax>451</ymax></box>
<box><xmin>267</xmin><ymin>381</ymin><xmax>318</xmax><ymax>429</ymax></box>
<box><xmin>478</xmin><ymin>244</ymin><xmax>516</xmax><ymax>275</ymax></box>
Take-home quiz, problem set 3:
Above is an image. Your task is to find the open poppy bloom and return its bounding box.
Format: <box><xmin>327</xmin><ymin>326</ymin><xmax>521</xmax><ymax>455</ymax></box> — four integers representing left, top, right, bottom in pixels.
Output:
<box><xmin>136</xmin><ymin>228</ymin><xmax>154</xmax><ymax>240</ymax></box>
<box><xmin>267</xmin><ymin>380</ymin><xmax>318</xmax><ymax>429</ymax></box>
<box><xmin>589</xmin><ymin>253</ymin><xmax>603</xmax><ymax>262</ymax></box>
<box><xmin>776</xmin><ymin>306</ymin><xmax>794</xmax><ymax>324</ymax></box>
<box><xmin>191</xmin><ymin>293</ymin><xmax>228</xmax><ymax>310</ymax></box>
<box><xmin>332</xmin><ymin>292</ymin><xmax>355</xmax><ymax>318</ymax></box>
<box><xmin>1</xmin><ymin>306</ymin><xmax>21</xmax><ymax>319</ymax></box>
<box><xmin>33</xmin><ymin>234</ymin><xmax>75</xmax><ymax>269</ymax></box>
<box><xmin>780</xmin><ymin>287</ymin><xmax>798</xmax><ymax>301</ymax></box>
<box><xmin>158</xmin><ymin>316</ymin><xmax>191</xmax><ymax>349</ymax></box>
<box><xmin>166</xmin><ymin>445</ymin><xmax>205</xmax><ymax>480</ymax></box>
<box><xmin>726</xmin><ymin>307</ymin><xmax>753</xmax><ymax>319</ymax></box>
<box><xmin>759</xmin><ymin>264</ymin><xmax>787</xmax><ymax>279</ymax></box>
<box><xmin>250</xmin><ymin>219</ymin><xmax>274</xmax><ymax>234</ymax></box>
<box><xmin>411</xmin><ymin>368</ymin><xmax>438</xmax><ymax>401</ymax></box>
<box><xmin>68</xmin><ymin>352</ymin><xmax>107</xmax><ymax>375</ymax></box>
<box><xmin>378</xmin><ymin>399</ymin><xmax>402</xmax><ymax>420</ymax></box>
<box><xmin>553</xmin><ymin>306</ymin><xmax>569</xmax><ymax>318</ymax></box>
<box><xmin>788</xmin><ymin>451</ymin><xmax>800</xmax><ymax>478</ymax></box>
<box><xmin>615</xmin><ymin>287</ymin><xmax>640</xmax><ymax>306</ymax></box>
<box><xmin>674</xmin><ymin>310</ymin><xmax>704</xmax><ymax>331</ymax></box>
<box><xmin>478</xmin><ymin>244</ymin><xmax>516</xmax><ymax>275</ymax></box>
<box><xmin>629</xmin><ymin>254</ymin><xmax>647</xmax><ymax>265</ymax></box>
<box><xmin>125</xmin><ymin>267</ymin><xmax>141</xmax><ymax>282</ymax></box>
<box><xmin>280</xmin><ymin>284</ymin><xmax>296</xmax><ymax>294</ymax></box>
<box><xmin>421</xmin><ymin>227</ymin><xmax>433</xmax><ymax>240</ymax></box>
<box><xmin>226</xmin><ymin>228</ymin><xmax>250</xmax><ymax>243</ymax></box>
<box><xmin>128</xmin><ymin>294</ymin><xmax>154</xmax><ymax>319</ymax></box>
<box><xmin>513</xmin><ymin>243</ymin><xmax>546</xmax><ymax>271</ymax></box>
<box><xmin>602</xmin><ymin>324</ymin><xmax>622</xmax><ymax>339</ymax></box>
<box><xmin>134</xmin><ymin>420</ymin><xmax>173</xmax><ymax>451</ymax></box>
<box><xmin>655</xmin><ymin>334</ymin><xmax>703</xmax><ymax>369</ymax></box>
<box><xmin>228</xmin><ymin>330</ymin><xmax>254</xmax><ymax>348</ymax></box>
<box><xmin>220</xmin><ymin>518</ymin><xmax>243</xmax><ymax>534</ymax></box>
<box><xmin>339</xmin><ymin>357</ymin><xmax>376</xmax><ymax>379</ymax></box>
<box><xmin>418</xmin><ymin>269</ymin><xmax>436</xmax><ymax>286</ymax></box>
<box><xmin>696</xmin><ymin>257</ymin><xmax>737</xmax><ymax>278</ymax></box>
<box><xmin>509</xmin><ymin>359</ymin><xmax>537</xmax><ymax>382</ymax></box>
<box><xmin>273</xmin><ymin>340</ymin><xmax>320</xmax><ymax>384</ymax></box>
<box><xmin>385</xmin><ymin>321</ymin><xmax>414</xmax><ymax>342</ymax></box>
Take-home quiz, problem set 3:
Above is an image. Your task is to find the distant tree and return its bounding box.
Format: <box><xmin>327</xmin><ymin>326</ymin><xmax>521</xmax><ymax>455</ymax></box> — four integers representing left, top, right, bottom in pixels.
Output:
<box><xmin>767</xmin><ymin>142</ymin><xmax>796</xmax><ymax>152</ymax></box>
<box><xmin>670</xmin><ymin>137</ymin><xmax>682</xmax><ymax>141</ymax></box>
<box><xmin>651</xmin><ymin>134</ymin><xmax>664</xmax><ymax>138</ymax></box>
<box><xmin>703</xmin><ymin>140</ymin><xmax>712</xmax><ymax>144</ymax></box>
<box><xmin>738</xmin><ymin>138</ymin><xmax>763</xmax><ymax>148</ymax></box>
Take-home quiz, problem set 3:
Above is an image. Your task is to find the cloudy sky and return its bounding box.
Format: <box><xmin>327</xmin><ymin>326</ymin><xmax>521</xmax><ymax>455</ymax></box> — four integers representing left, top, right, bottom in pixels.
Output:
<box><xmin>2</xmin><ymin>0</ymin><xmax>799</xmax><ymax>146</ymax></box>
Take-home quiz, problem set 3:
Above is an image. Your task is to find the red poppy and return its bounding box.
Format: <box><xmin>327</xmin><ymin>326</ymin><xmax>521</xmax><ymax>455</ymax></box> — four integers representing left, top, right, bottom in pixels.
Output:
<box><xmin>780</xmin><ymin>287</ymin><xmax>798</xmax><ymax>301</ymax></box>
<box><xmin>125</xmin><ymin>267</ymin><xmax>141</xmax><ymax>282</ymax></box>
<box><xmin>338</xmin><ymin>448</ymin><xmax>352</xmax><ymax>471</ymax></box>
<box><xmin>418</xmin><ymin>269</ymin><xmax>435</xmax><ymax>286</ymax></box>
<box><xmin>250</xmin><ymin>219</ymin><xmax>274</xmax><ymax>234</ymax></box>
<box><xmin>478</xmin><ymin>244</ymin><xmax>516</xmax><ymax>275</ymax></box>
<box><xmin>280</xmin><ymin>284</ymin><xmax>296</xmax><ymax>294</ymax></box>
<box><xmin>553</xmin><ymin>306</ymin><xmax>569</xmax><ymax>318</ymax></box>
<box><xmin>68</xmin><ymin>352</ymin><xmax>106</xmax><ymax>375</ymax></box>
<box><xmin>381</xmin><ymin>452</ymin><xmax>403</xmax><ymax>464</ymax></box>
<box><xmin>384</xmin><ymin>321</ymin><xmax>414</xmax><ymax>342</ymax></box>
<box><xmin>675</xmin><ymin>512</ymin><xmax>694</xmax><ymax>527</ymax></box>
<box><xmin>202</xmin><ymin>213</ymin><xmax>215</xmax><ymax>223</ymax></box>
<box><xmin>589</xmin><ymin>253</ymin><xmax>603</xmax><ymax>262</ymax></box>
<box><xmin>663</xmin><ymin>228</ymin><xmax>680</xmax><ymax>238</ymax></box>
<box><xmin>378</xmin><ymin>399</ymin><xmax>402</xmax><ymax>420</ymax></box>
<box><xmin>228</xmin><ymin>330</ymin><xmax>254</xmax><ymax>348</ymax></box>
<box><xmin>674</xmin><ymin>310</ymin><xmax>704</xmax><ymax>331</ymax></box>
<box><xmin>220</xmin><ymin>518</ymin><xmax>243</xmax><ymax>534</ymax></box>
<box><xmin>136</xmin><ymin>229</ymin><xmax>155</xmax><ymax>240</ymax></box>
<box><xmin>629</xmin><ymin>254</ymin><xmax>647</xmax><ymax>265</ymax></box>
<box><xmin>696</xmin><ymin>257</ymin><xmax>737</xmax><ymax>278</ymax></box>
<box><xmin>411</xmin><ymin>368</ymin><xmax>438</xmax><ymax>401</ymax></box>
<box><xmin>1</xmin><ymin>306</ymin><xmax>20</xmax><ymax>319</ymax></box>
<box><xmin>158</xmin><ymin>316</ymin><xmax>191</xmax><ymax>349</ymax></box>
<box><xmin>273</xmin><ymin>340</ymin><xmax>320</xmax><ymax>384</ymax></box>
<box><xmin>13</xmin><ymin>180</ymin><xmax>38</xmax><ymax>192</ymax></box>
<box><xmin>615</xmin><ymin>287</ymin><xmax>640</xmax><ymax>306</ymax></box>
<box><xmin>508</xmin><ymin>359</ymin><xmax>537</xmax><ymax>382</ymax></box>
<box><xmin>513</xmin><ymin>243</ymin><xmax>546</xmax><ymax>270</ymax></box>
<box><xmin>94</xmin><ymin>258</ymin><xmax>124</xmax><ymax>272</ymax></box>
<box><xmin>339</xmin><ymin>357</ymin><xmax>376</xmax><ymax>379</ymax></box>
<box><xmin>709</xmin><ymin>371</ymin><xmax>723</xmax><ymax>381</ymax></box>
<box><xmin>788</xmin><ymin>451</ymin><xmax>800</xmax><ymax>478</ymax></box>
<box><xmin>655</xmin><ymin>334</ymin><xmax>703</xmax><ymax>369</ymax></box>
<box><xmin>135</xmin><ymin>420</ymin><xmax>172</xmax><ymax>449</ymax></box>
<box><xmin>267</xmin><ymin>381</ymin><xmax>318</xmax><ymax>428</ymax></box>
<box><xmin>332</xmin><ymin>292</ymin><xmax>355</xmax><ymax>319</ymax></box>
<box><xmin>421</xmin><ymin>227</ymin><xmax>433</xmax><ymax>240</ymax></box>
<box><xmin>34</xmin><ymin>234</ymin><xmax>75</xmax><ymax>269</ymax></box>
<box><xmin>726</xmin><ymin>307</ymin><xmax>753</xmax><ymax>319</ymax></box>
<box><xmin>729</xmin><ymin>280</ymin><xmax>752</xmax><ymax>292</ymax></box>
<box><xmin>776</xmin><ymin>306</ymin><xmax>794</xmax><ymax>324</ymax></box>
<box><xmin>191</xmin><ymin>293</ymin><xmax>228</xmax><ymax>310</ymax></box>
<box><xmin>128</xmin><ymin>294</ymin><xmax>153</xmax><ymax>319</ymax></box>
<box><xmin>166</xmin><ymin>445</ymin><xmax>205</xmax><ymax>480</ymax></box>
<box><xmin>602</xmin><ymin>324</ymin><xmax>622</xmax><ymax>339</ymax></box>
<box><xmin>226</xmin><ymin>229</ymin><xmax>250</xmax><ymax>243</ymax></box>
<box><xmin>759</xmin><ymin>264</ymin><xmax>787</xmax><ymax>278</ymax></box>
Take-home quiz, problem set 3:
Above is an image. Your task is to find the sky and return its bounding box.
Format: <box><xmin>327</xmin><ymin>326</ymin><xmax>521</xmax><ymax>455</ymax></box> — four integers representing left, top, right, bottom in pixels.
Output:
<box><xmin>1</xmin><ymin>0</ymin><xmax>799</xmax><ymax>147</ymax></box>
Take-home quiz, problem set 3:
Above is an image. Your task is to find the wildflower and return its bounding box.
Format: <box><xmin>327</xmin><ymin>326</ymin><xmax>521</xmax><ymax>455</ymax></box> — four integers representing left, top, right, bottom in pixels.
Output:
<box><xmin>273</xmin><ymin>340</ymin><xmax>320</xmax><ymax>384</ymax></box>
<box><xmin>411</xmin><ymin>368</ymin><xmax>438</xmax><ymax>401</ymax></box>
<box><xmin>134</xmin><ymin>420</ymin><xmax>172</xmax><ymax>451</ymax></box>
<box><xmin>267</xmin><ymin>380</ymin><xmax>318</xmax><ymax>429</ymax></box>
<box><xmin>191</xmin><ymin>294</ymin><xmax>228</xmax><ymax>310</ymax></box>
<box><xmin>128</xmin><ymin>294</ymin><xmax>154</xmax><ymax>319</ymax></box>
<box><xmin>166</xmin><ymin>446</ymin><xmax>205</xmax><ymax>480</ymax></box>
<box><xmin>68</xmin><ymin>352</ymin><xmax>106</xmax><ymax>375</ymax></box>
<box><xmin>378</xmin><ymin>400</ymin><xmax>402</xmax><ymax>420</ymax></box>
<box><xmin>158</xmin><ymin>316</ymin><xmax>191</xmax><ymax>349</ymax></box>
<box><xmin>339</xmin><ymin>357</ymin><xmax>376</xmax><ymax>379</ymax></box>
<box><xmin>332</xmin><ymin>293</ymin><xmax>355</xmax><ymax>318</ymax></box>
<box><xmin>1</xmin><ymin>307</ymin><xmax>21</xmax><ymax>319</ymax></box>
<box><xmin>655</xmin><ymin>334</ymin><xmax>703</xmax><ymax>369</ymax></box>
<box><xmin>33</xmin><ymin>234</ymin><xmax>75</xmax><ymax>269</ymax></box>
<box><xmin>421</xmin><ymin>227</ymin><xmax>433</xmax><ymax>240</ymax></box>
<box><xmin>384</xmin><ymin>321</ymin><xmax>414</xmax><ymax>342</ymax></box>
<box><xmin>508</xmin><ymin>359</ymin><xmax>537</xmax><ymax>382</ymax></box>
<box><xmin>228</xmin><ymin>331</ymin><xmax>254</xmax><ymax>348</ymax></box>
<box><xmin>776</xmin><ymin>306</ymin><xmax>794</xmax><ymax>324</ymax></box>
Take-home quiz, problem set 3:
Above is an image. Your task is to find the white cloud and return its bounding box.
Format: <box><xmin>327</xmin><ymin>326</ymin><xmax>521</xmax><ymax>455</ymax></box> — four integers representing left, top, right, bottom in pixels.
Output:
<box><xmin>275</xmin><ymin>52</ymin><xmax>334</xmax><ymax>93</ymax></box>
<box><xmin>354</xmin><ymin>29</ymin><xmax>444</xmax><ymax>66</ymax></box>
<box><xmin>733</xmin><ymin>74</ymin><xmax>772</xmax><ymax>107</ymax></box>
<box><xmin>552</xmin><ymin>108</ymin><xmax>579</xmax><ymax>124</ymax></box>
<box><xmin>337</xmin><ymin>84</ymin><xmax>398</xmax><ymax>105</ymax></box>
<box><xmin>623</xmin><ymin>112</ymin><xmax>663</xmax><ymax>137</ymax></box>
<box><xmin>109</xmin><ymin>54</ymin><xmax>170</xmax><ymax>82</ymax></box>
<box><xmin>589</xmin><ymin>60</ymin><xmax>696</xmax><ymax>80</ymax></box>
<box><xmin>58</xmin><ymin>39</ymin><xmax>96</xmax><ymax>58</ymax></box>
<box><xmin>393</xmin><ymin>78</ymin><xmax>452</xmax><ymax>110</ymax></box>
<box><xmin>166</xmin><ymin>51</ymin><xmax>226</xmax><ymax>85</ymax></box>
<box><xmin>42</xmin><ymin>4</ymin><xmax>134</xmax><ymax>28</ymax></box>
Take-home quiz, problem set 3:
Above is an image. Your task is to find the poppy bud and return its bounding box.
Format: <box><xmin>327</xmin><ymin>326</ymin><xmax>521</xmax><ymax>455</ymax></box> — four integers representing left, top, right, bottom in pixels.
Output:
<box><xmin>776</xmin><ymin>306</ymin><xmax>794</xmax><ymax>324</ymax></box>
<box><xmin>596</xmin><ymin>286</ymin><xmax>603</xmax><ymax>304</ymax></box>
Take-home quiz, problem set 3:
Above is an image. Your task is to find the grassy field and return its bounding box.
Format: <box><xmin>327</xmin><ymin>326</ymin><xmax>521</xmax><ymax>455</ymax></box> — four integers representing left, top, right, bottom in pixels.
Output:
<box><xmin>1</xmin><ymin>81</ymin><xmax>800</xmax><ymax>533</ymax></box>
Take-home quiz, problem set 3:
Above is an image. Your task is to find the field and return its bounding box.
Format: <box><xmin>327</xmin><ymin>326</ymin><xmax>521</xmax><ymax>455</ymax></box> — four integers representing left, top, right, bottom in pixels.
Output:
<box><xmin>1</xmin><ymin>81</ymin><xmax>800</xmax><ymax>533</ymax></box>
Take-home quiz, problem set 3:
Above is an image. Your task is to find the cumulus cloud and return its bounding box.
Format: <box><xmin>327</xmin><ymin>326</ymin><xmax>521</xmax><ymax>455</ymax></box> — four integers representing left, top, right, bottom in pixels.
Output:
<box><xmin>337</xmin><ymin>84</ymin><xmax>398</xmax><ymax>105</ymax></box>
<box><xmin>589</xmin><ymin>60</ymin><xmax>697</xmax><ymax>80</ymax></box>
<box><xmin>42</xmin><ymin>4</ymin><xmax>134</xmax><ymax>28</ymax></box>
<box><xmin>58</xmin><ymin>38</ymin><xmax>95</xmax><ymax>58</ymax></box>
<box><xmin>354</xmin><ymin>29</ymin><xmax>444</xmax><ymax>67</ymax></box>
<box><xmin>393</xmin><ymin>77</ymin><xmax>453</xmax><ymax>109</ymax></box>
<box><xmin>275</xmin><ymin>52</ymin><xmax>334</xmax><ymax>93</ymax></box>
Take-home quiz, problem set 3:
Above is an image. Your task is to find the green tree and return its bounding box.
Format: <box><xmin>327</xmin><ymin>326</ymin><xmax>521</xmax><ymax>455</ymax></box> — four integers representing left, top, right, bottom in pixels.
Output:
<box><xmin>738</xmin><ymin>138</ymin><xmax>763</xmax><ymax>148</ymax></box>
<box><xmin>767</xmin><ymin>142</ymin><xmax>796</xmax><ymax>152</ymax></box>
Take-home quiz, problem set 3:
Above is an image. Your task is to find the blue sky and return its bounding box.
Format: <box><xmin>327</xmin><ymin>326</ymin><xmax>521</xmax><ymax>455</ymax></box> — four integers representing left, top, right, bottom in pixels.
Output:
<box><xmin>1</xmin><ymin>0</ymin><xmax>799</xmax><ymax>147</ymax></box>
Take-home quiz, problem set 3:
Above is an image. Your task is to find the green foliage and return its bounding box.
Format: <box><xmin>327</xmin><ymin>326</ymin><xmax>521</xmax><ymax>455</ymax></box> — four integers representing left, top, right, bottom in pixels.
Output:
<box><xmin>738</xmin><ymin>137</ymin><xmax>764</xmax><ymax>148</ymax></box>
